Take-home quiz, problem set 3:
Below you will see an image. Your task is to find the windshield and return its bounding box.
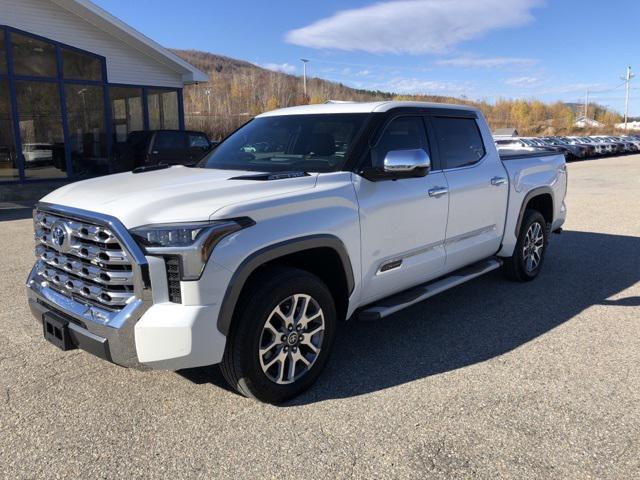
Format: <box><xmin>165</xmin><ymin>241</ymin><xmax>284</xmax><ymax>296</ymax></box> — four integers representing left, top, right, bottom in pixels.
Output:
<box><xmin>198</xmin><ymin>114</ymin><xmax>368</xmax><ymax>173</ymax></box>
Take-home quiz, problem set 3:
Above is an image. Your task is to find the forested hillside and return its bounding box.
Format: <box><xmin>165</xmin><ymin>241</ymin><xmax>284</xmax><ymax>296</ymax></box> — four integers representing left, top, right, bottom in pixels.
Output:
<box><xmin>174</xmin><ymin>49</ymin><xmax>622</xmax><ymax>140</ymax></box>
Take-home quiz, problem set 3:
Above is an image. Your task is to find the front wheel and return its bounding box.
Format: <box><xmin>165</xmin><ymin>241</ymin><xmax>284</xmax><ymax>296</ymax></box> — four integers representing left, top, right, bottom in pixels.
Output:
<box><xmin>221</xmin><ymin>267</ymin><xmax>336</xmax><ymax>404</ymax></box>
<box><xmin>503</xmin><ymin>209</ymin><xmax>548</xmax><ymax>282</ymax></box>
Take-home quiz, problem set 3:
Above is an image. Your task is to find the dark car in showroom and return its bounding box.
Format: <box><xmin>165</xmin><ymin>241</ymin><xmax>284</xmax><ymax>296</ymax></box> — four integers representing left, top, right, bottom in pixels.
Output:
<box><xmin>114</xmin><ymin>130</ymin><xmax>215</xmax><ymax>171</ymax></box>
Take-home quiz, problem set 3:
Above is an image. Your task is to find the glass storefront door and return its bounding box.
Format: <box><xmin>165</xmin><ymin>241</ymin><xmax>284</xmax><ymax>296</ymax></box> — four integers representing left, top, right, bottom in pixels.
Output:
<box><xmin>15</xmin><ymin>81</ymin><xmax>67</xmax><ymax>179</ymax></box>
<box><xmin>65</xmin><ymin>83</ymin><xmax>108</xmax><ymax>177</ymax></box>
<box><xmin>0</xmin><ymin>79</ymin><xmax>17</xmax><ymax>180</ymax></box>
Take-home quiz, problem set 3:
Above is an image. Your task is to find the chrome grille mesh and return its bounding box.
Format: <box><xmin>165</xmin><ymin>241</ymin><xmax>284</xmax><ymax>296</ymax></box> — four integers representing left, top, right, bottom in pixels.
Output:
<box><xmin>33</xmin><ymin>210</ymin><xmax>135</xmax><ymax>310</ymax></box>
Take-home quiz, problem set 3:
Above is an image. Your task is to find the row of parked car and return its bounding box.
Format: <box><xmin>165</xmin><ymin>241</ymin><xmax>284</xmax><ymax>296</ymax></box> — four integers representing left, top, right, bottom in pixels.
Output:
<box><xmin>494</xmin><ymin>135</ymin><xmax>640</xmax><ymax>161</ymax></box>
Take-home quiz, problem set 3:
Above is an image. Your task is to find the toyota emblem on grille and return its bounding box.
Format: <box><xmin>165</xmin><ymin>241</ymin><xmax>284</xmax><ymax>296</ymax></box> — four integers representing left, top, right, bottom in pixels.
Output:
<box><xmin>52</xmin><ymin>225</ymin><xmax>65</xmax><ymax>246</ymax></box>
<box><xmin>50</xmin><ymin>221</ymin><xmax>71</xmax><ymax>253</ymax></box>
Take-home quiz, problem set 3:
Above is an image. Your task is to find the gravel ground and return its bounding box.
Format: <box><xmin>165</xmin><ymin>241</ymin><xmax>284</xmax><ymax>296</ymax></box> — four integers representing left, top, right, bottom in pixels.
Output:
<box><xmin>1</xmin><ymin>155</ymin><xmax>639</xmax><ymax>479</ymax></box>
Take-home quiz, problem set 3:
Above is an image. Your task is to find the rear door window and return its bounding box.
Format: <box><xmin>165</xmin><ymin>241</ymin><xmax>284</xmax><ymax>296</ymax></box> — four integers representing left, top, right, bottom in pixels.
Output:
<box><xmin>431</xmin><ymin>117</ymin><xmax>485</xmax><ymax>169</ymax></box>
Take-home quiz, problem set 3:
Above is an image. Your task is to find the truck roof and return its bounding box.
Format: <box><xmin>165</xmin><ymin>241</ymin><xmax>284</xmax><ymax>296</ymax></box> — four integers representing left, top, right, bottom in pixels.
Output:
<box><xmin>257</xmin><ymin>101</ymin><xmax>479</xmax><ymax>117</ymax></box>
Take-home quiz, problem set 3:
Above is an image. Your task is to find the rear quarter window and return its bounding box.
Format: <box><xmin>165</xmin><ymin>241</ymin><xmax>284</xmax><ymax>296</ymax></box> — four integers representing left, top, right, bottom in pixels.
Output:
<box><xmin>432</xmin><ymin>117</ymin><xmax>485</xmax><ymax>169</ymax></box>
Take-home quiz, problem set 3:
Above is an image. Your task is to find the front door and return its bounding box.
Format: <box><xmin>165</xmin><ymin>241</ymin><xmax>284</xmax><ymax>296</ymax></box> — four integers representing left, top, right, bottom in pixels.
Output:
<box><xmin>353</xmin><ymin>116</ymin><xmax>449</xmax><ymax>304</ymax></box>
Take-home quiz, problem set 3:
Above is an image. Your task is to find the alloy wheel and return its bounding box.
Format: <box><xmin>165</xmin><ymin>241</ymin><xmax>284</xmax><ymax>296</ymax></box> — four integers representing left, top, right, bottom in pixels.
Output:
<box><xmin>258</xmin><ymin>294</ymin><xmax>325</xmax><ymax>385</ymax></box>
<box><xmin>522</xmin><ymin>221</ymin><xmax>544</xmax><ymax>272</ymax></box>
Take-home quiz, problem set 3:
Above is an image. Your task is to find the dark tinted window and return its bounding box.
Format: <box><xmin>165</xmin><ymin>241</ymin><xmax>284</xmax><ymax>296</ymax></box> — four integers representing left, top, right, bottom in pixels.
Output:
<box><xmin>371</xmin><ymin>116</ymin><xmax>428</xmax><ymax>168</ymax></box>
<box><xmin>154</xmin><ymin>131</ymin><xmax>185</xmax><ymax>150</ymax></box>
<box><xmin>432</xmin><ymin>117</ymin><xmax>485</xmax><ymax>169</ymax></box>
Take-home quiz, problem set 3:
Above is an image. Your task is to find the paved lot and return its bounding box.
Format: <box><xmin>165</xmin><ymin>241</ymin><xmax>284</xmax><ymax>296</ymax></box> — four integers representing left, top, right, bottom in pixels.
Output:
<box><xmin>1</xmin><ymin>155</ymin><xmax>639</xmax><ymax>479</ymax></box>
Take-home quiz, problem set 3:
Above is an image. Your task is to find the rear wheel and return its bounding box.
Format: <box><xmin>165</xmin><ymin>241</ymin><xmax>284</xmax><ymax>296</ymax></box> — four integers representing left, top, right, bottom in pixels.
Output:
<box><xmin>503</xmin><ymin>209</ymin><xmax>548</xmax><ymax>282</ymax></box>
<box><xmin>221</xmin><ymin>267</ymin><xmax>336</xmax><ymax>404</ymax></box>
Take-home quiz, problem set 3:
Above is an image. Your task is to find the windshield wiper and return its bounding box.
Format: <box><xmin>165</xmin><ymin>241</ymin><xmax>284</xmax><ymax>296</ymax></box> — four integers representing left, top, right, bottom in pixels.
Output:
<box><xmin>230</xmin><ymin>171</ymin><xmax>310</xmax><ymax>181</ymax></box>
<box><xmin>132</xmin><ymin>163</ymin><xmax>170</xmax><ymax>174</ymax></box>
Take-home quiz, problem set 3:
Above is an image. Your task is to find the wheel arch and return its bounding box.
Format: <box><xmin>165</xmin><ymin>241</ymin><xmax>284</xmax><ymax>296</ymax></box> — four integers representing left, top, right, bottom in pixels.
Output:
<box><xmin>515</xmin><ymin>187</ymin><xmax>554</xmax><ymax>236</ymax></box>
<box><xmin>217</xmin><ymin>235</ymin><xmax>355</xmax><ymax>335</ymax></box>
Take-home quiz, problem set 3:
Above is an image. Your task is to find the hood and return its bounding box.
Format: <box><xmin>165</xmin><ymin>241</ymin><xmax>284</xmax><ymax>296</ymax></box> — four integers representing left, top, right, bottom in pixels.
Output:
<box><xmin>41</xmin><ymin>166</ymin><xmax>318</xmax><ymax>227</ymax></box>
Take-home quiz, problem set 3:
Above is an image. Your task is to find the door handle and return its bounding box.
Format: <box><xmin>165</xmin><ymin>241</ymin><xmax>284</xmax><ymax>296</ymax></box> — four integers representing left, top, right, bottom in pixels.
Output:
<box><xmin>428</xmin><ymin>186</ymin><xmax>449</xmax><ymax>198</ymax></box>
<box><xmin>491</xmin><ymin>176</ymin><xmax>508</xmax><ymax>186</ymax></box>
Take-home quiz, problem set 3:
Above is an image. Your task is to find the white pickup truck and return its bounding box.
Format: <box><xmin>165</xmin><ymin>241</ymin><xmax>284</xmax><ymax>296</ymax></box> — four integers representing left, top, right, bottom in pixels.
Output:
<box><xmin>27</xmin><ymin>101</ymin><xmax>567</xmax><ymax>403</ymax></box>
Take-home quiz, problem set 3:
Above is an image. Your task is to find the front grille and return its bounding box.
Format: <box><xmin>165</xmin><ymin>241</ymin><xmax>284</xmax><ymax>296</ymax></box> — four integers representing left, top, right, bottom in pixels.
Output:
<box><xmin>33</xmin><ymin>210</ymin><xmax>135</xmax><ymax>311</ymax></box>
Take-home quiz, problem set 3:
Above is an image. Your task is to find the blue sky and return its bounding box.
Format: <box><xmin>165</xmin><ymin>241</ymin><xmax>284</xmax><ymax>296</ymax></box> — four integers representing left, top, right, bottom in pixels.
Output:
<box><xmin>94</xmin><ymin>0</ymin><xmax>640</xmax><ymax>114</ymax></box>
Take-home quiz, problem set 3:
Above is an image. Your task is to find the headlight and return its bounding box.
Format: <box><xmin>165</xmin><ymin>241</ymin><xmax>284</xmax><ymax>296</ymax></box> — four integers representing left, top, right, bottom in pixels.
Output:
<box><xmin>131</xmin><ymin>218</ymin><xmax>254</xmax><ymax>280</ymax></box>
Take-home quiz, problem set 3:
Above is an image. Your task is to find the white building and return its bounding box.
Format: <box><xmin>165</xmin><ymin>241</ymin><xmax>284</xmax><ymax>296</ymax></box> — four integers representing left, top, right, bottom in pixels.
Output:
<box><xmin>0</xmin><ymin>0</ymin><xmax>207</xmax><ymax>187</ymax></box>
<box><xmin>615</xmin><ymin>121</ymin><xmax>640</xmax><ymax>131</ymax></box>
<box><xmin>573</xmin><ymin>116</ymin><xmax>603</xmax><ymax>129</ymax></box>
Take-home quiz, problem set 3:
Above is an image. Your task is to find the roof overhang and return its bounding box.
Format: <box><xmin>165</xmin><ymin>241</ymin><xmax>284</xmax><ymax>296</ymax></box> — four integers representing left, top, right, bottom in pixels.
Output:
<box><xmin>50</xmin><ymin>0</ymin><xmax>208</xmax><ymax>84</ymax></box>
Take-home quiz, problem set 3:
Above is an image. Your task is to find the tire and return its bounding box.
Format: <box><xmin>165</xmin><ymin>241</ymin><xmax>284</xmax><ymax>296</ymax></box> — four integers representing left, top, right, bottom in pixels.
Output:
<box><xmin>503</xmin><ymin>209</ymin><xmax>548</xmax><ymax>282</ymax></box>
<box><xmin>221</xmin><ymin>267</ymin><xmax>337</xmax><ymax>404</ymax></box>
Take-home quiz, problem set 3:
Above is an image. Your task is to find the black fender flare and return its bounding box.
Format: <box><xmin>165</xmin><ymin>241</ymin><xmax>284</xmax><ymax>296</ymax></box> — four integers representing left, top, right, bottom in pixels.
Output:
<box><xmin>217</xmin><ymin>234</ymin><xmax>355</xmax><ymax>335</ymax></box>
<box><xmin>514</xmin><ymin>186</ymin><xmax>554</xmax><ymax>236</ymax></box>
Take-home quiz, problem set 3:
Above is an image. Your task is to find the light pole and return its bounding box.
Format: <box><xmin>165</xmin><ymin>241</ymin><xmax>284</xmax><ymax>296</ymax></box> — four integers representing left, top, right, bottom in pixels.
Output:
<box><xmin>621</xmin><ymin>65</ymin><xmax>634</xmax><ymax>131</ymax></box>
<box><xmin>300</xmin><ymin>59</ymin><xmax>309</xmax><ymax>99</ymax></box>
<box><xmin>204</xmin><ymin>88</ymin><xmax>211</xmax><ymax>115</ymax></box>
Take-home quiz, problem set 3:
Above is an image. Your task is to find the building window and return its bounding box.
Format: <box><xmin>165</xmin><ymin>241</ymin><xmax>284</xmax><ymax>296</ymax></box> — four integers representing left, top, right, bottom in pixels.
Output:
<box><xmin>148</xmin><ymin>89</ymin><xmax>179</xmax><ymax>129</ymax></box>
<box><xmin>61</xmin><ymin>47</ymin><xmax>103</xmax><ymax>81</ymax></box>
<box><xmin>0</xmin><ymin>79</ymin><xmax>17</xmax><ymax>179</ymax></box>
<box><xmin>11</xmin><ymin>32</ymin><xmax>58</xmax><ymax>78</ymax></box>
<box><xmin>65</xmin><ymin>84</ymin><xmax>108</xmax><ymax>177</ymax></box>
<box><xmin>15</xmin><ymin>81</ymin><xmax>66</xmax><ymax>179</ymax></box>
<box><xmin>0</xmin><ymin>32</ymin><xmax>7</xmax><ymax>74</ymax></box>
<box><xmin>109</xmin><ymin>86</ymin><xmax>144</xmax><ymax>142</ymax></box>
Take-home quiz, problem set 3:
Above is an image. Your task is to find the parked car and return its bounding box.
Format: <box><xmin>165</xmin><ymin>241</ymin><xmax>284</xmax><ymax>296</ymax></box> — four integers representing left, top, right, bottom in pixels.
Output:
<box><xmin>540</xmin><ymin>137</ymin><xmax>590</xmax><ymax>159</ymax></box>
<box><xmin>28</xmin><ymin>101</ymin><xmax>567</xmax><ymax>403</ymax></box>
<box><xmin>114</xmin><ymin>129</ymin><xmax>214</xmax><ymax>171</ymax></box>
<box><xmin>569</xmin><ymin>136</ymin><xmax>610</xmax><ymax>155</ymax></box>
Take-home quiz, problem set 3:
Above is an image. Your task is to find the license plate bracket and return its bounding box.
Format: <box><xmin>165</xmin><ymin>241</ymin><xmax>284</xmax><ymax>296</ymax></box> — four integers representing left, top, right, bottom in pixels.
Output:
<box><xmin>42</xmin><ymin>313</ymin><xmax>75</xmax><ymax>351</ymax></box>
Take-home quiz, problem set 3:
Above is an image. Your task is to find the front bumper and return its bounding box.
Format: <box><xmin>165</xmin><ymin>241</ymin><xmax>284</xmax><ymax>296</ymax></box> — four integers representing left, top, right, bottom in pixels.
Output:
<box><xmin>27</xmin><ymin>261</ymin><xmax>228</xmax><ymax>370</ymax></box>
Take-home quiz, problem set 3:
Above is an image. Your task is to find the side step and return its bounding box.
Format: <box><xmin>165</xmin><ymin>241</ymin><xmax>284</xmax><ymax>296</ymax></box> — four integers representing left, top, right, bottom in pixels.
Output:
<box><xmin>357</xmin><ymin>258</ymin><xmax>503</xmax><ymax>321</ymax></box>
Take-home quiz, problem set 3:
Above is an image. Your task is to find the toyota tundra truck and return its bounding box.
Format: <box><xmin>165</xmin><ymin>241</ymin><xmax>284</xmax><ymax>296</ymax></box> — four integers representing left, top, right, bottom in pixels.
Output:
<box><xmin>26</xmin><ymin>101</ymin><xmax>567</xmax><ymax>403</ymax></box>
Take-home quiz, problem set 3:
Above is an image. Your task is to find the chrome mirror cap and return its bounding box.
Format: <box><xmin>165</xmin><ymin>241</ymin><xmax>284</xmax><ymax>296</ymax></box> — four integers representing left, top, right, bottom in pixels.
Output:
<box><xmin>383</xmin><ymin>149</ymin><xmax>431</xmax><ymax>174</ymax></box>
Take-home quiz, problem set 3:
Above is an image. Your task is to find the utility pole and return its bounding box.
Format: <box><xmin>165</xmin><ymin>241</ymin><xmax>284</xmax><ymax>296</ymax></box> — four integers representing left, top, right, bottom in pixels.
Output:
<box><xmin>300</xmin><ymin>59</ymin><xmax>309</xmax><ymax>99</ymax></box>
<box><xmin>621</xmin><ymin>65</ymin><xmax>634</xmax><ymax>131</ymax></box>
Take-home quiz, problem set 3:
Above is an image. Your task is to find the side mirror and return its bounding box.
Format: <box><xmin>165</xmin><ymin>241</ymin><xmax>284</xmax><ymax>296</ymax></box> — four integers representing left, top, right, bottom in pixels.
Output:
<box><xmin>383</xmin><ymin>149</ymin><xmax>431</xmax><ymax>176</ymax></box>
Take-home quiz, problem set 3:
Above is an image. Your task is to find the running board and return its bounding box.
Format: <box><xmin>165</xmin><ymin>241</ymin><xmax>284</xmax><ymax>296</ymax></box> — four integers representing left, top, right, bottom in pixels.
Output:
<box><xmin>357</xmin><ymin>258</ymin><xmax>503</xmax><ymax>321</ymax></box>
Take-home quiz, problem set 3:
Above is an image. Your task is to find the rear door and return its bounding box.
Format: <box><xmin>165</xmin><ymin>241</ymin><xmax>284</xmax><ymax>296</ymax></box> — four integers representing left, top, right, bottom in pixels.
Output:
<box><xmin>354</xmin><ymin>115</ymin><xmax>449</xmax><ymax>304</ymax></box>
<box><xmin>429</xmin><ymin>115</ymin><xmax>508</xmax><ymax>272</ymax></box>
<box><xmin>150</xmin><ymin>131</ymin><xmax>188</xmax><ymax>165</ymax></box>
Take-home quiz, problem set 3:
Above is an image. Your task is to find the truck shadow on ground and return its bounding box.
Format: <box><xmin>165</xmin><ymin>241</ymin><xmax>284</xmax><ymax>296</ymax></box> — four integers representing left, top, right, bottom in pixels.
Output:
<box><xmin>180</xmin><ymin>230</ymin><xmax>640</xmax><ymax>404</ymax></box>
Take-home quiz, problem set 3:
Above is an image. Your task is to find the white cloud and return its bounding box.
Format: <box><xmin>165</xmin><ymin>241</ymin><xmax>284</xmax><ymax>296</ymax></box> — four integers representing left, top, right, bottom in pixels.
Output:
<box><xmin>356</xmin><ymin>69</ymin><xmax>372</xmax><ymax>77</ymax></box>
<box><xmin>260</xmin><ymin>62</ymin><xmax>297</xmax><ymax>74</ymax></box>
<box><xmin>505</xmin><ymin>76</ymin><xmax>542</xmax><ymax>87</ymax></box>
<box><xmin>374</xmin><ymin>77</ymin><xmax>471</xmax><ymax>95</ymax></box>
<box><xmin>436</xmin><ymin>56</ymin><xmax>537</xmax><ymax>68</ymax></box>
<box><xmin>286</xmin><ymin>0</ymin><xmax>541</xmax><ymax>54</ymax></box>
